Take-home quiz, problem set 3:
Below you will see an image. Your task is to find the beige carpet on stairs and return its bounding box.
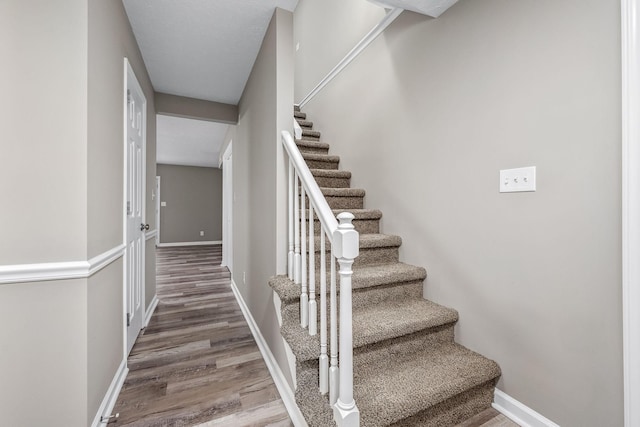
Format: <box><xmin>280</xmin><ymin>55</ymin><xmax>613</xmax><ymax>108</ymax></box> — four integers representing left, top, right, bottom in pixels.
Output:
<box><xmin>269</xmin><ymin>109</ymin><xmax>501</xmax><ymax>427</ymax></box>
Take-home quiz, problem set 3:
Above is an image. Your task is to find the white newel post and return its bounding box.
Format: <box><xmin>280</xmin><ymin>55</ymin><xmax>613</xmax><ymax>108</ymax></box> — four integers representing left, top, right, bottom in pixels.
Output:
<box><xmin>332</xmin><ymin>213</ymin><xmax>360</xmax><ymax>427</ymax></box>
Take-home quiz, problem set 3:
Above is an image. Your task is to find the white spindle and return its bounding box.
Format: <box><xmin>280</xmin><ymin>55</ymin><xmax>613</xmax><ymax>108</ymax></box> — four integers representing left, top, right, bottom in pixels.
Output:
<box><xmin>294</xmin><ymin>173</ymin><xmax>301</xmax><ymax>284</ymax></box>
<box><xmin>319</xmin><ymin>230</ymin><xmax>328</xmax><ymax>394</ymax></box>
<box><xmin>281</xmin><ymin>131</ymin><xmax>360</xmax><ymax>426</ymax></box>
<box><xmin>333</xmin><ymin>213</ymin><xmax>360</xmax><ymax>427</ymax></box>
<box><xmin>329</xmin><ymin>247</ymin><xmax>339</xmax><ymax>405</ymax></box>
<box><xmin>288</xmin><ymin>160</ymin><xmax>294</xmax><ymax>280</ymax></box>
<box><xmin>309</xmin><ymin>204</ymin><xmax>317</xmax><ymax>335</ymax></box>
<box><xmin>300</xmin><ymin>185</ymin><xmax>308</xmax><ymax>328</ymax></box>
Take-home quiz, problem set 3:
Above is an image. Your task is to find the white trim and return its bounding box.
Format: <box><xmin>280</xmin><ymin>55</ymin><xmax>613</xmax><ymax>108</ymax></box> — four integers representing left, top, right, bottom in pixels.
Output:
<box><xmin>157</xmin><ymin>241</ymin><xmax>222</xmax><ymax>247</ymax></box>
<box><xmin>492</xmin><ymin>389</ymin><xmax>559</xmax><ymax>427</ymax></box>
<box><xmin>90</xmin><ymin>359</ymin><xmax>129</xmax><ymax>427</ymax></box>
<box><xmin>297</xmin><ymin>8</ymin><xmax>403</xmax><ymax>109</ymax></box>
<box><xmin>622</xmin><ymin>1</ymin><xmax>640</xmax><ymax>425</ymax></box>
<box><xmin>229</xmin><ymin>279</ymin><xmax>308</xmax><ymax>427</ymax></box>
<box><xmin>88</xmin><ymin>244</ymin><xmax>127</xmax><ymax>276</ymax></box>
<box><xmin>0</xmin><ymin>244</ymin><xmax>126</xmax><ymax>285</ymax></box>
<box><xmin>143</xmin><ymin>294</ymin><xmax>159</xmax><ymax>328</ymax></box>
<box><xmin>145</xmin><ymin>229</ymin><xmax>158</xmax><ymax>241</ymax></box>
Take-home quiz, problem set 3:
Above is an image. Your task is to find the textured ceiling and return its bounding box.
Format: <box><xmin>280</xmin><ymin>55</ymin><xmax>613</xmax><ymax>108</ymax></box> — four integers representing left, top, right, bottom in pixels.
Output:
<box><xmin>156</xmin><ymin>115</ymin><xmax>228</xmax><ymax>168</ymax></box>
<box><xmin>124</xmin><ymin>0</ymin><xmax>299</xmax><ymax>167</ymax></box>
<box><xmin>123</xmin><ymin>0</ymin><xmax>298</xmax><ymax>105</ymax></box>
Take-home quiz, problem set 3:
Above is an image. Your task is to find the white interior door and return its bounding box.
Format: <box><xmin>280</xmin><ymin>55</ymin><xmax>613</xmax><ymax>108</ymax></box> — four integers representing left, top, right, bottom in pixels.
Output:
<box><xmin>125</xmin><ymin>60</ymin><xmax>146</xmax><ymax>355</ymax></box>
<box><xmin>221</xmin><ymin>143</ymin><xmax>233</xmax><ymax>272</ymax></box>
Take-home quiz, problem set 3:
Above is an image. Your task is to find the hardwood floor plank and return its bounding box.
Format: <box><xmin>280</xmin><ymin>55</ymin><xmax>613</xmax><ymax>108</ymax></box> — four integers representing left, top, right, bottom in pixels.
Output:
<box><xmin>110</xmin><ymin>245</ymin><xmax>292</xmax><ymax>427</ymax></box>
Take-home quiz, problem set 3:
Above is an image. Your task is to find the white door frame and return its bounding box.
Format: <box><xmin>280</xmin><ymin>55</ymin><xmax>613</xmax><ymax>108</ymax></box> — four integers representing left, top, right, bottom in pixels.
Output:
<box><xmin>156</xmin><ymin>176</ymin><xmax>161</xmax><ymax>246</ymax></box>
<box><xmin>123</xmin><ymin>58</ymin><xmax>147</xmax><ymax>357</ymax></box>
<box><xmin>221</xmin><ymin>142</ymin><xmax>233</xmax><ymax>272</ymax></box>
<box><xmin>622</xmin><ymin>1</ymin><xmax>640</xmax><ymax>425</ymax></box>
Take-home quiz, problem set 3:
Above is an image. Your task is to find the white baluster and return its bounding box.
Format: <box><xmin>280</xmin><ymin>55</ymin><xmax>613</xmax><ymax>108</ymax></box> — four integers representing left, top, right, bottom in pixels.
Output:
<box><xmin>294</xmin><ymin>173</ymin><xmax>301</xmax><ymax>284</ymax></box>
<box><xmin>319</xmin><ymin>230</ymin><xmax>328</xmax><ymax>395</ymax></box>
<box><xmin>333</xmin><ymin>213</ymin><xmax>360</xmax><ymax>427</ymax></box>
<box><xmin>309</xmin><ymin>204</ymin><xmax>317</xmax><ymax>335</ymax></box>
<box><xmin>288</xmin><ymin>160</ymin><xmax>294</xmax><ymax>280</ymax></box>
<box><xmin>329</xmin><ymin>245</ymin><xmax>339</xmax><ymax>405</ymax></box>
<box><xmin>300</xmin><ymin>185</ymin><xmax>308</xmax><ymax>328</ymax></box>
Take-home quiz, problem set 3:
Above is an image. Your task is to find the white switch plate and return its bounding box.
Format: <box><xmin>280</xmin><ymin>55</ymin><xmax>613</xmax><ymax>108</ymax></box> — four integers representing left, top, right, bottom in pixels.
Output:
<box><xmin>160</xmin><ymin>201</ymin><xmax>167</xmax><ymax>207</ymax></box>
<box><xmin>500</xmin><ymin>166</ymin><xmax>536</xmax><ymax>193</ymax></box>
<box><xmin>200</xmin><ymin>231</ymin><xmax>205</xmax><ymax>236</ymax></box>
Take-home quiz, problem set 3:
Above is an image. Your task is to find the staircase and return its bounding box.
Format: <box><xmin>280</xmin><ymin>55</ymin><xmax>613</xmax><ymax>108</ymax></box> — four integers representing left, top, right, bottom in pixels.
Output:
<box><xmin>270</xmin><ymin>109</ymin><xmax>501</xmax><ymax>426</ymax></box>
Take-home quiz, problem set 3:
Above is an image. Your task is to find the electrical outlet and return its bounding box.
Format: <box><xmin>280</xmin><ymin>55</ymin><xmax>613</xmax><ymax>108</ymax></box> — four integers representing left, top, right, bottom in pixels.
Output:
<box><xmin>500</xmin><ymin>166</ymin><xmax>536</xmax><ymax>193</ymax></box>
<box><xmin>200</xmin><ymin>231</ymin><xmax>204</xmax><ymax>236</ymax></box>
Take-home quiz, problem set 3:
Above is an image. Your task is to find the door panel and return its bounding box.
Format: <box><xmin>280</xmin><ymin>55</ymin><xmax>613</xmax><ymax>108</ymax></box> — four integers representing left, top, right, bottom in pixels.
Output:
<box><xmin>125</xmin><ymin>60</ymin><xmax>146</xmax><ymax>355</ymax></box>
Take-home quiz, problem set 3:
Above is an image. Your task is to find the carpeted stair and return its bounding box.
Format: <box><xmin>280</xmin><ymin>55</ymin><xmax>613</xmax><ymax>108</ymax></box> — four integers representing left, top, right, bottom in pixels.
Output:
<box><xmin>270</xmin><ymin>109</ymin><xmax>501</xmax><ymax>426</ymax></box>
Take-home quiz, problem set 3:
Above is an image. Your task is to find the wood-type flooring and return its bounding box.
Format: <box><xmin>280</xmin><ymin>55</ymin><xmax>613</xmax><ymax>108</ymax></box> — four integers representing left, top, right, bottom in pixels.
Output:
<box><xmin>110</xmin><ymin>244</ymin><xmax>292</xmax><ymax>427</ymax></box>
<box><xmin>109</xmin><ymin>244</ymin><xmax>517</xmax><ymax>427</ymax></box>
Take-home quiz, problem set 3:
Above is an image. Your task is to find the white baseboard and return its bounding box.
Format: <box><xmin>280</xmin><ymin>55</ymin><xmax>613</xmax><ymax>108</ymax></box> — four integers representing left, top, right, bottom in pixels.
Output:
<box><xmin>157</xmin><ymin>240</ymin><xmax>222</xmax><ymax>247</ymax></box>
<box><xmin>143</xmin><ymin>294</ymin><xmax>158</xmax><ymax>328</ymax></box>
<box><xmin>229</xmin><ymin>279</ymin><xmax>308</xmax><ymax>427</ymax></box>
<box><xmin>493</xmin><ymin>389</ymin><xmax>560</xmax><ymax>427</ymax></box>
<box><xmin>90</xmin><ymin>359</ymin><xmax>129</xmax><ymax>427</ymax></box>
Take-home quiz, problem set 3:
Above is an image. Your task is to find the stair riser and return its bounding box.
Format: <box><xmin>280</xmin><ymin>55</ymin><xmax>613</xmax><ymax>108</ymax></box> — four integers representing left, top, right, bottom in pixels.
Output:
<box><xmin>305</xmin><ymin>159</ymin><xmax>339</xmax><ymax>170</ymax></box>
<box><xmin>305</xmin><ymin>217</ymin><xmax>379</xmax><ymax>234</ymax></box>
<box><xmin>352</xmin><ymin>281</ymin><xmax>422</xmax><ymax>308</ymax></box>
<box><xmin>313</xmin><ymin>175</ymin><xmax>350</xmax><ymax>188</ymax></box>
<box><xmin>297</xmin><ymin>145</ymin><xmax>330</xmax><ymax>155</ymax></box>
<box><xmin>326</xmin><ymin>195</ymin><xmax>363</xmax><ymax>209</ymax></box>
<box><xmin>387</xmin><ymin>381</ymin><xmax>497</xmax><ymax>427</ymax></box>
<box><xmin>294</xmin><ymin>112</ymin><xmax>306</xmax><ymax>120</ymax></box>
<box><xmin>308</xmin><ymin>246</ymin><xmax>398</xmax><ymax>269</ymax></box>
<box><xmin>296</xmin><ymin>120</ymin><xmax>313</xmax><ymax>128</ymax></box>
<box><xmin>302</xmin><ymin>130</ymin><xmax>321</xmax><ymax>139</ymax></box>
<box><xmin>283</xmin><ymin>282</ymin><xmax>422</xmax><ymax>310</ymax></box>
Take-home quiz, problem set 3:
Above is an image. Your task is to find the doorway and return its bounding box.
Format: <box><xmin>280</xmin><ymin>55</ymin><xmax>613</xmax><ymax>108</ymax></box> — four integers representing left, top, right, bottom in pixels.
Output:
<box><xmin>221</xmin><ymin>142</ymin><xmax>233</xmax><ymax>272</ymax></box>
<box><xmin>124</xmin><ymin>59</ymin><xmax>147</xmax><ymax>355</ymax></box>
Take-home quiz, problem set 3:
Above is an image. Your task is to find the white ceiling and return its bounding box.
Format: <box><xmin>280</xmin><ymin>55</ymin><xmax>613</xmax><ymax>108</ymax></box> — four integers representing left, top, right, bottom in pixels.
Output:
<box><xmin>122</xmin><ymin>0</ymin><xmax>298</xmax><ymax>105</ymax></box>
<box><xmin>156</xmin><ymin>115</ymin><xmax>229</xmax><ymax>168</ymax></box>
<box><xmin>123</xmin><ymin>0</ymin><xmax>298</xmax><ymax>168</ymax></box>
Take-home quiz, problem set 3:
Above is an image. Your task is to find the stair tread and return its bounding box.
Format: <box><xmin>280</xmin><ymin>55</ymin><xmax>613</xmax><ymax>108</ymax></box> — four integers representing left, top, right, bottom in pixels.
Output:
<box><xmin>353</xmin><ymin>298</ymin><xmax>458</xmax><ymax>349</ymax></box>
<box><xmin>333</xmin><ymin>208</ymin><xmax>381</xmax><ymax>219</ymax></box>
<box><xmin>311</xmin><ymin>169</ymin><xmax>351</xmax><ymax>178</ymax></box>
<box><xmin>320</xmin><ymin>187</ymin><xmax>365</xmax><ymax>197</ymax></box>
<box><xmin>294</xmin><ymin>111</ymin><xmax>306</xmax><ymax>119</ymax></box>
<box><xmin>270</xmin><ymin>263</ymin><xmax>427</xmax><ymax>303</ymax></box>
<box><xmin>302</xmin><ymin>129</ymin><xmax>321</xmax><ymax>138</ymax></box>
<box><xmin>296</xmin><ymin>139</ymin><xmax>329</xmax><ymax>150</ymax></box>
<box><xmin>355</xmin><ymin>342</ymin><xmax>501</xmax><ymax>426</ymax></box>
<box><xmin>279</xmin><ymin>295</ymin><xmax>458</xmax><ymax>362</ymax></box>
<box><xmin>311</xmin><ymin>233</ymin><xmax>400</xmax><ymax>250</ymax></box>
<box><xmin>302</xmin><ymin>153</ymin><xmax>340</xmax><ymax>163</ymax></box>
<box><xmin>296</xmin><ymin>119</ymin><xmax>313</xmax><ymax>128</ymax></box>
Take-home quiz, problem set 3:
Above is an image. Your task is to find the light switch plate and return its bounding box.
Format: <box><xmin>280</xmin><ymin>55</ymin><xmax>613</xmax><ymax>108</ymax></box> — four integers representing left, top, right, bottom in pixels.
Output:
<box><xmin>500</xmin><ymin>166</ymin><xmax>536</xmax><ymax>193</ymax></box>
<box><xmin>161</xmin><ymin>201</ymin><xmax>167</xmax><ymax>207</ymax></box>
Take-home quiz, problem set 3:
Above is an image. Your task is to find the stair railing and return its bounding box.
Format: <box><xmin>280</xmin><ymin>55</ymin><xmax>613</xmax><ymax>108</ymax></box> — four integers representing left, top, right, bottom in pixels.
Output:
<box><xmin>282</xmin><ymin>130</ymin><xmax>360</xmax><ymax>427</ymax></box>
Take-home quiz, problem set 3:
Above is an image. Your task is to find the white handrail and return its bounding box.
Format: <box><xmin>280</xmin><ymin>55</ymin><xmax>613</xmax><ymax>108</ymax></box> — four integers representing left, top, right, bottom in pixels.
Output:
<box><xmin>296</xmin><ymin>8</ymin><xmax>403</xmax><ymax>109</ymax></box>
<box><xmin>282</xmin><ymin>129</ymin><xmax>360</xmax><ymax>427</ymax></box>
<box><xmin>282</xmin><ymin>131</ymin><xmax>339</xmax><ymax>235</ymax></box>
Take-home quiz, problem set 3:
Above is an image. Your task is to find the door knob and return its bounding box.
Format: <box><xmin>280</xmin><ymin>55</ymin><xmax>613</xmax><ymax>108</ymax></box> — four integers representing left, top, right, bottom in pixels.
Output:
<box><xmin>140</xmin><ymin>223</ymin><xmax>149</xmax><ymax>231</ymax></box>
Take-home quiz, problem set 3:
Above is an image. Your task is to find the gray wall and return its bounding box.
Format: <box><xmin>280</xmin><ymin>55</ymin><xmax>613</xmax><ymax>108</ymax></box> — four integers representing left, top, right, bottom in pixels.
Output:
<box><xmin>157</xmin><ymin>164</ymin><xmax>223</xmax><ymax>243</ymax></box>
<box><xmin>0</xmin><ymin>0</ymin><xmax>157</xmax><ymax>425</ymax></box>
<box><xmin>232</xmin><ymin>8</ymin><xmax>295</xmax><ymax>388</ymax></box>
<box><xmin>295</xmin><ymin>0</ymin><xmax>622</xmax><ymax>425</ymax></box>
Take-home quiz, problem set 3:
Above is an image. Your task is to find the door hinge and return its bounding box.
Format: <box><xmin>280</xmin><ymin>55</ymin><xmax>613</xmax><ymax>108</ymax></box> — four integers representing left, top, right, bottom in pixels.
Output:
<box><xmin>126</xmin><ymin>313</ymin><xmax>131</xmax><ymax>327</ymax></box>
<box><xmin>127</xmin><ymin>201</ymin><xmax>131</xmax><ymax>215</ymax></box>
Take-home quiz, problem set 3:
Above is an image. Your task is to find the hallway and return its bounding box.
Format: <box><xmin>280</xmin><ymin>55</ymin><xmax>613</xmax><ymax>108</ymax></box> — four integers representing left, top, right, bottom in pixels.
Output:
<box><xmin>111</xmin><ymin>245</ymin><xmax>291</xmax><ymax>426</ymax></box>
